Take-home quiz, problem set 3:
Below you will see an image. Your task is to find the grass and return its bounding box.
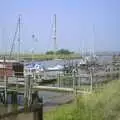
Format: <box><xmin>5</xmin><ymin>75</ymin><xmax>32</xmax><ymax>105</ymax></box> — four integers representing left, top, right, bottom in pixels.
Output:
<box><xmin>44</xmin><ymin>80</ymin><xmax>120</xmax><ymax>120</ymax></box>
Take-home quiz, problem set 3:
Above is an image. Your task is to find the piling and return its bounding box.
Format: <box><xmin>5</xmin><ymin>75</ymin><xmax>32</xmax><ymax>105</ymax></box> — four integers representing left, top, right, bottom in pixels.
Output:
<box><xmin>58</xmin><ymin>73</ymin><xmax>61</xmax><ymax>87</ymax></box>
<box><xmin>24</xmin><ymin>75</ymin><xmax>33</xmax><ymax>112</ymax></box>
<box><xmin>72</xmin><ymin>71</ymin><xmax>75</xmax><ymax>89</ymax></box>
<box><xmin>11</xmin><ymin>91</ymin><xmax>18</xmax><ymax>120</ymax></box>
<box><xmin>90</xmin><ymin>69</ymin><xmax>93</xmax><ymax>92</ymax></box>
<box><xmin>78</xmin><ymin>75</ymin><xmax>81</xmax><ymax>88</ymax></box>
<box><xmin>33</xmin><ymin>97</ymin><xmax>43</xmax><ymax>120</ymax></box>
<box><xmin>4</xmin><ymin>75</ymin><xmax>8</xmax><ymax>105</ymax></box>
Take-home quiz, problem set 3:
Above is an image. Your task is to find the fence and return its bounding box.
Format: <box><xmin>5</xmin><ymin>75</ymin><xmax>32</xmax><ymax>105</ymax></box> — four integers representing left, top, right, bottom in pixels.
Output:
<box><xmin>0</xmin><ymin>98</ymin><xmax>43</xmax><ymax>120</ymax></box>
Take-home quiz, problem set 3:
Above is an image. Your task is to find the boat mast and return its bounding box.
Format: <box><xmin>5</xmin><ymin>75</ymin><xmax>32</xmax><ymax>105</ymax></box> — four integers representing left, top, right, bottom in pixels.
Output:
<box><xmin>53</xmin><ymin>14</ymin><xmax>57</xmax><ymax>59</ymax></box>
<box><xmin>32</xmin><ymin>34</ymin><xmax>35</xmax><ymax>62</ymax></box>
<box><xmin>2</xmin><ymin>28</ymin><xmax>6</xmax><ymax>55</ymax></box>
<box><xmin>18</xmin><ymin>15</ymin><xmax>21</xmax><ymax>62</ymax></box>
<box><xmin>82</xmin><ymin>39</ymin><xmax>85</xmax><ymax>57</ymax></box>
<box><xmin>9</xmin><ymin>15</ymin><xmax>21</xmax><ymax>60</ymax></box>
<box><xmin>92</xmin><ymin>24</ymin><xmax>95</xmax><ymax>56</ymax></box>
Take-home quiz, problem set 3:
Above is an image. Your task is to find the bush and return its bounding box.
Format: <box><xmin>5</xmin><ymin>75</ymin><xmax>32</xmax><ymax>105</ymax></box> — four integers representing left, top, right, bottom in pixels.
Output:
<box><xmin>44</xmin><ymin>80</ymin><xmax>120</xmax><ymax>120</ymax></box>
<box><xmin>56</xmin><ymin>49</ymin><xmax>73</xmax><ymax>55</ymax></box>
<box><xmin>46</xmin><ymin>51</ymin><xmax>54</xmax><ymax>55</ymax></box>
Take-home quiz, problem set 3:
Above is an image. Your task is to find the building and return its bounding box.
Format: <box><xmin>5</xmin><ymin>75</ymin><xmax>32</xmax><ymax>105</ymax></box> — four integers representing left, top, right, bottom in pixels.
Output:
<box><xmin>0</xmin><ymin>59</ymin><xmax>24</xmax><ymax>79</ymax></box>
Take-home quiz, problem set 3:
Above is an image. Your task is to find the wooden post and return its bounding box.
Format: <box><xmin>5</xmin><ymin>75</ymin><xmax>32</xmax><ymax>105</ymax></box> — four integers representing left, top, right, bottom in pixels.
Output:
<box><xmin>72</xmin><ymin>71</ymin><xmax>75</xmax><ymax>89</ymax></box>
<box><xmin>11</xmin><ymin>91</ymin><xmax>18</xmax><ymax>120</ymax></box>
<box><xmin>78</xmin><ymin>75</ymin><xmax>81</xmax><ymax>89</ymax></box>
<box><xmin>4</xmin><ymin>75</ymin><xmax>8</xmax><ymax>105</ymax></box>
<box><xmin>11</xmin><ymin>91</ymin><xmax>17</xmax><ymax>105</ymax></box>
<box><xmin>33</xmin><ymin>72</ymin><xmax>36</xmax><ymax>83</ymax></box>
<box><xmin>24</xmin><ymin>76</ymin><xmax>29</xmax><ymax>112</ymax></box>
<box><xmin>95</xmin><ymin>75</ymin><xmax>98</xmax><ymax>89</ymax></box>
<box><xmin>33</xmin><ymin>97</ymin><xmax>43</xmax><ymax>120</ymax></box>
<box><xmin>57</xmin><ymin>73</ymin><xmax>60</xmax><ymax>87</ymax></box>
<box><xmin>3</xmin><ymin>56</ymin><xmax>8</xmax><ymax>105</ymax></box>
<box><xmin>16</xmin><ymin>77</ymin><xmax>18</xmax><ymax>93</ymax></box>
<box><xmin>90</xmin><ymin>69</ymin><xmax>93</xmax><ymax>92</ymax></box>
<box><xmin>28</xmin><ymin>75</ymin><xmax>33</xmax><ymax>106</ymax></box>
<box><xmin>73</xmin><ymin>71</ymin><xmax>77</xmax><ymax>98</ymax></box>
<box><xmin>24</xmin><ymin>75</ymin><xmax>33</xmax><ymax>112</ymax></box>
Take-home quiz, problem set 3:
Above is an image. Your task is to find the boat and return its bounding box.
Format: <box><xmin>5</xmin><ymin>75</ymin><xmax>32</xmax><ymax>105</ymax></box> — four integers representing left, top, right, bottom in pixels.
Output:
<box><xmin>24</xmin><ymin>63</ymin><xmax>45</xmax><ymax>75</ymax></box>
<box><xmin>47</xmin><ymin>64</ymin><xmax>64</xmax><ymax>71</ymax></box>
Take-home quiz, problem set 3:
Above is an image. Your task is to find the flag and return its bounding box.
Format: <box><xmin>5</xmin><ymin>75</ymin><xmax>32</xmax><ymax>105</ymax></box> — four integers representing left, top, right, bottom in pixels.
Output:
<box><xmin>32</xmin><ymin>34</ymin><xmax>38</xmax><ymax>42</ymax></box>
<box><xmin>32</xmin><ymin>34</ymin><xmax>35</xmax><ymax>39</ymax></box>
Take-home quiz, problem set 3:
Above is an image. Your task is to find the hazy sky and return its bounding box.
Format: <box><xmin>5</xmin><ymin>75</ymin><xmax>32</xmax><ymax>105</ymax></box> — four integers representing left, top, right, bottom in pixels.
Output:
<box><xmin>0</xmin><ymin>0</ymin><xmax>120</xmax><ymax>53</ymax></box>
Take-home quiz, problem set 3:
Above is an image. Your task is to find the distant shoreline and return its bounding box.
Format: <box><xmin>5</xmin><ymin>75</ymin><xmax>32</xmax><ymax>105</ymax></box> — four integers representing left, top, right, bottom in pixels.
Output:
<box><xmin>0</xmin><ymin>54</ymin><xmax>81</xmax><ymax>61</ymax></box>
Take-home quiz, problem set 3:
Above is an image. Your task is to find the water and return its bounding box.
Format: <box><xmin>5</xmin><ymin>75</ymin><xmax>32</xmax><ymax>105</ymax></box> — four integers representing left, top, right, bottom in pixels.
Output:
<box><xmin>25</xmin><ymin>56</ymin><xmax>113</xmax><ymax>68</ymax></box>
<box><xmin>98</xmin><ymin>56</ymin><xmax>112</xmax><ymax>64</ymax></box>
<box><xmin>25</xmin><ymin>59</ymin><xmax>83</xmax><ymax>68</ymax></box>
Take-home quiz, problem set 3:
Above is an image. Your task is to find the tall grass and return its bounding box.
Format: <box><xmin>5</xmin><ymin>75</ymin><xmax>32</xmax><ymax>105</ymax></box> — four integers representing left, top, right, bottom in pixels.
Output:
<box><xmin>44</xmin><ymin>80</ymin><xmax>120</xmax><ymax>120</ymax></box>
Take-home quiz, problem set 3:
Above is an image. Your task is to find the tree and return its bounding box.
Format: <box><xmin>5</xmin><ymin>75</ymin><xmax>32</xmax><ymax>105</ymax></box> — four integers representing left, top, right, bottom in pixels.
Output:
<box><xmin>46</xmin><ymin>49</ymin><xmax>74</xmax><ymax>55</ymax></box>
<box><xmin>46</xmin><ymin>51</ymin><xmax>54</xmax><ymax>55</ymax></box>
<box><xmin>56</xmin><ymin>49</ymin><xmax>73</xmax><ymax>55</ymax></box>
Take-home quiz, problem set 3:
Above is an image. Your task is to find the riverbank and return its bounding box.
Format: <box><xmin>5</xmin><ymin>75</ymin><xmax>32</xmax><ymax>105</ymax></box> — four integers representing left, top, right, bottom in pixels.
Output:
<box><xmin>44</xmin><ymin>80</ymin><xmax>120</xmax><ymax>120</ymax></box>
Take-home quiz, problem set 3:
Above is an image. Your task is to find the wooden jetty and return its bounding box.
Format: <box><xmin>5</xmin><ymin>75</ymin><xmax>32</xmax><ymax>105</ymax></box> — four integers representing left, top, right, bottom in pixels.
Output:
<box><xmin>0</xmin><ymin>98</ymin><xmax>43</xmax><ymax>120</ymax></box>
<box><xmin>0</xmin><ymin>73</ymin><xmax>44</xmax><ymax>120</ymax></box>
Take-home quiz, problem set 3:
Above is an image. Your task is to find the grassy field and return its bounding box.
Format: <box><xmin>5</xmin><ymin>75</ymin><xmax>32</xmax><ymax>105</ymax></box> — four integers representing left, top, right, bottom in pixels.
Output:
<box><xmin>44</xmin><ymin>80</ymin><xmax>120</xmax><ymax>120</ymax></box>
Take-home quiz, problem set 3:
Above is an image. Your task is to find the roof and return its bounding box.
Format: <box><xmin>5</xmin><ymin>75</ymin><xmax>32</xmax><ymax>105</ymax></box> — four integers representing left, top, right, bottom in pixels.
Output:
<box><xmin>0</xmin><ymin>59</ymin><xmax>17</xmax><ymax>63</ymax></box>
<box><xmin>0</xmin><ymin>64</ymin><xmax>5</xmax><ymax>68</ymax></box>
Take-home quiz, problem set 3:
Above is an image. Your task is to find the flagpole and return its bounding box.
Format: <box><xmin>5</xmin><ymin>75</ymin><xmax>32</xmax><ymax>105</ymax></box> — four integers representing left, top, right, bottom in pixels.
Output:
<box><xmin>32</xmin><ymin>34</ymin><xmax>38</xmax><ymax>61</ymax></box>
<box><xmin>32</xmin><ymin>34</ymin><xmax>35</xmax><ymax>62</ymax></box>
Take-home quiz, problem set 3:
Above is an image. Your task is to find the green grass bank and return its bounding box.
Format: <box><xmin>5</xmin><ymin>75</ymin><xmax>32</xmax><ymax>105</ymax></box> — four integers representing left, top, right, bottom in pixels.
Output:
<box><xmin>44</xmin><ymin>80</ymin><xmax>120</xmax><ymax>120</ymax></box>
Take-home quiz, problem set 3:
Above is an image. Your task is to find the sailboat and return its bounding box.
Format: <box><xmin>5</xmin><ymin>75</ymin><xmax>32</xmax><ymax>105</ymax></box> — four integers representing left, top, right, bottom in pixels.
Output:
<box><xmin>51</xmin><ymin>14</ymin><xmax>62</xmax><ymax>61</ymax></box>
<box><xmin>0</xmin><ymin>15</ymin><xmax>24</xmax><ymax>78</ymax></box>
<box><xmin>78</xmin><ymin>24</ymin><xmax>98</xmax><ymax>67</ymax></box>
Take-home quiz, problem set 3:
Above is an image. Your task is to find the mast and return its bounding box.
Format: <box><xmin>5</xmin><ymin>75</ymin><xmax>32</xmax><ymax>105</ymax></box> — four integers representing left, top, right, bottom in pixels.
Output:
<box><xmin>32</xmin><ymin>34</ymin><xmax>35</xmax><ymax>62</ymax></box>
<box><xmin>18</xmin><ymin>15</ymin><xmax>21</xmax><ymax>62</ymax></box>
<box><xmin>9</xmin><ymin>15</ymin><xmax>21</xmax><ymax>60</ymax></box>
<box><xmin>82</xmin><ymin>39</ymin><xmax>85</xmax><ymax>57</ymax></box>
<box><xmin>53</xmin><ymin>14</ymin><xmax>57</xmax><ymax>58</ymax></box>
<box><xmin>2</xmin><ymin>28</ymin><xmax>5</xmax><ymax>55</ymax></box>
<box><xmin>92</xmin><ymin>24</ymin><xmax>95</xmax><ymax>56</ymax></box>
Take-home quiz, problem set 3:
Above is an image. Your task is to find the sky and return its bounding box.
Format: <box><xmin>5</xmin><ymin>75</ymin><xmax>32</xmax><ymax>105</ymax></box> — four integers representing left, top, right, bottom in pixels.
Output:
<box><xmin>0</xmin><ymin>0</ymin><xmax>120</xmax><ymax>53</ymax></box>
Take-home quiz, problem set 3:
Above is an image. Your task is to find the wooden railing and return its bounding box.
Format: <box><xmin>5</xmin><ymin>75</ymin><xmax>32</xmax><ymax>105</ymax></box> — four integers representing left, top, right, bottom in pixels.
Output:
<box><xmin>0</xmin><ymin>99</ymin><xmax>43</xmax><ymax>120</ymax></box>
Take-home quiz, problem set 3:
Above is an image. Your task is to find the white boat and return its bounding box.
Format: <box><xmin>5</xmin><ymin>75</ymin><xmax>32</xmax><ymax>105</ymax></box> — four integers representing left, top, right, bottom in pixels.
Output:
<box><xmin>24</xmin><ymin>63</ymin><xmax>45</xmax><ymax>75</ymax></box>
<box><xmin>47</xmin><ymin>65</ymin><xmax>64</xmax><ymax>71</ymax></box>
<box><xmin>78</xmin><ymin>55</ymin><xmax>98</xmax><ymax>66</ymax></box>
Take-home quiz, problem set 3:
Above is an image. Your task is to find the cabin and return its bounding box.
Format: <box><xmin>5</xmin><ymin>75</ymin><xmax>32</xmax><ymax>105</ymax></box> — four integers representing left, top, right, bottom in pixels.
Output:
<box><xmin>0</xmin><ymin>59</ymin><xmax>24</xmax><ymax>79</ymax></box>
